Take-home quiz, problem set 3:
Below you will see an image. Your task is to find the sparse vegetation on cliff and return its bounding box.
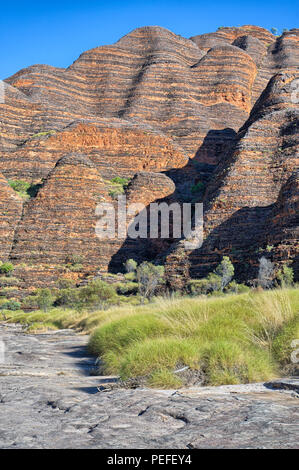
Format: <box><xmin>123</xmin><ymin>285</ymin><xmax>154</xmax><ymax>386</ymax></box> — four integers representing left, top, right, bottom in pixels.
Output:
<box><xmin>108</xmin><ymin>177</ymin><xmax>130</xmax><ymax>199</ymax></box>
<box><xmin>8</xmin><ymin>179</ymin><xmax>42</xmax><ymax>199</ymax></box>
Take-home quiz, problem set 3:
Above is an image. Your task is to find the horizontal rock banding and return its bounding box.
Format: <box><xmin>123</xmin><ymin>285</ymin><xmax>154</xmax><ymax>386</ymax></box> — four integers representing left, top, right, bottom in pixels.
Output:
<box><xmin>0</xmin><ymin>24</ymin><xmax>298</xmax><ymax>288</ymax></box>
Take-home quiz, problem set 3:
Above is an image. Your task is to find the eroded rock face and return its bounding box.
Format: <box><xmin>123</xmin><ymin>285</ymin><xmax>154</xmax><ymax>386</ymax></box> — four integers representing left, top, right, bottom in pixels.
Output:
<box><xmin>266</xmin><ymin>172</ymin><xmax>299</xmax><ymax>279</ymax></box>
<box><xmin>9</xmin><ymin>154</ymin><xmax>111</xmax><ymax>289</ymax></box>
<box><xmin>0</xmin><ymin>173</ymin><xmax>23</xmax><ymax>259</ymax></box>
<box><xmin>0</xmin><ymin>24</ymin><xmax>298</xmax><ymax>287</ymax></box>
<box><xmin>165</xmin><ymin>72</ymin><xmax>299</xmax><ymax>285</ymax></box>
<box><xmin>0</xmin><ymin>119</ymin><xmax>188</xmax><ymax>183</ymax></box>
<box><xmin>0</xmin><ymin>324</ymin><xmax>298</xmax><ymax>449</ymax></box>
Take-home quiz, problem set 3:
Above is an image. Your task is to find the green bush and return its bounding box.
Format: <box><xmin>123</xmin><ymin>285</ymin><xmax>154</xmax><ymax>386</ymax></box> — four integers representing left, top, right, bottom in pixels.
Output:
<box><xmin>124</xmin><ymin>259</ymin><xmax>137</xmax><ymax>273</ymax></box>
<box><xmin>148</xmin><ymin>369</ymin><xmax>183</xmax><ymax>389</ymax></box>
<box><xmin>110</xmin><ymin>177</ymin><xmax>130</xmax><ymax>187</ymax></box>
<box><xmin>226</xmin><ymin>281</ymin><xmax>250</xmax><ymax>294</ymax></box>
<box><xmin>115</xmin><ymin>281</ymin><xmax>138</xmax><ymax>295</ymax></box>
<box><xmin>88</xmin><ymin>313</ymin><xmax>171</xmax><ymax>358</ymax></box>
<box><xmin>65</xmin><ymin>254</ymin><xmax>84</xmax><ymax>265</ymax></box>
<box><xmin>276</xmin><ymin>265</ymin><xmax>294</xmax><ymax>287</ymax></box>
<box><xmin>31</xmin><ymin>130</ymin><xmax>56</xmax><ymax>139</ymax></box>
<box><xmin>108</xmin><ymin>177</ymin><xmax>130</xmax><ymax>199</ymax></box>
<box><xmin>200</xmin><ymin>340</ymin><xmax>274</xmax><ymax>385</ymax></box>
<box><xmin>188</xmin><ymin>273</ymin><xmax>222</xmax><ymax>295</ymax></box>
<box><xmin>57</xmin><ymin>278</ymin><xmax>76</xmax><ymax>289</ymax></box>
<box><xmin>0</xmin><ymin>262</ymin><xmax>14</xmax><ymax>275</ymax></box>
<box><xmin>137</xmin><ymin>262</ymin><xmax>164</xmax><ymax>299</ymax></box>
<box><xmin>215</xmin><ymin>256</ymin><xmax>234</xmax><ymax>291</ymax></box>
<box><xmin>55</xmin><ymin>288</ymin><xmax>80</xmax><ymax>309</ymax></box>
<box><xmin>124</xmin><ymin>272</ymin><xmax>136</xmax><ymax>281</ymax></box>
<box><xmin>68</xmin><ymin>264</ymin><xmax>83</xmax><ymax>272</ymax></box>
<box><xmin>23</xmin><ymin>289</ymin><xmax>55</xmax><ymax>312</ymax></box>
<box><xmin>0</xmin><ymin>300</ymin><xmax>21</xmax><ymax>311</ymax></box>
<box><xmin>78</xmin><ymin>280</ymin><xmax>117</xmax><ymax>310</ymax></box>
<box><xmin>64</xmin><ymin>254</ymin><xmax>84</xmax><ymax>272</ymax></box>
<box><xmin>0</xmin><ymin>276</ymin><xmax>19</xmax><ymax>286</ymax></box>
<box><xmin>188</xmin><ymin>257</ymin><xmax>235</xmax><ymax>295</ymax></box>
<box><xmin>8</xmin><ymin>180</ymin><xmax>41</xmax><ymax>199</ymax></box>
<box><xmin>35</xmin><ymin>288</ymin><xmax>55</xmax><ymax>312</ymax></box>
<box><xmin>188</xmin><ymin>278</ymin><xmax>210</xmax><ymax>295</ymax></box>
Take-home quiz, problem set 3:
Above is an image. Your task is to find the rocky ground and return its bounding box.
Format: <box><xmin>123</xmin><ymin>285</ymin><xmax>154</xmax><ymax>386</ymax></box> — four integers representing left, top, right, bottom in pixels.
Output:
<box><xmin>0</xmin><ymin>323</ymin><xmax>298</xmax><ymax>449</ymax></box>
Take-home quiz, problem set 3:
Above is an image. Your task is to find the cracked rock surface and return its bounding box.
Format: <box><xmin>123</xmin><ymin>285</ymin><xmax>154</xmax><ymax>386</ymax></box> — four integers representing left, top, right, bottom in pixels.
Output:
<box><xmin>0</xmin><ymin>324</ymin><xmax>298</xmax><ymax>449</ymax></box>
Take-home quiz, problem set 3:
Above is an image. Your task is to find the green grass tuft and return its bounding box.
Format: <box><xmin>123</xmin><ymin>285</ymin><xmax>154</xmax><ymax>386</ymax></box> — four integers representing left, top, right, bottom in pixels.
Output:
<box><xmin>3</xmin><ymin>288</ymin><xmax>299</xmax><ymax>388</ymax></box>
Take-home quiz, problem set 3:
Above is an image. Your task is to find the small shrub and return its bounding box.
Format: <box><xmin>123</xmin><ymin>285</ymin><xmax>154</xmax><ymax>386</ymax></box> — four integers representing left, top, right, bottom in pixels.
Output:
<box><xmin>0</xmin><ymin>300</ymin><xmax>21</xmax><ymax>311</ymax></box>
<box><xmin>250</xmin><ymin>289</ymin><xmax>294</xmax><ymax>350</ymax></box>
<box><xmin>188</xmin><ymin>278</ymin><xmax>210</xmax><ymax>295</ymax></box>
<box><xmin>276</xmin><ymin>265</ymin><xmax>294</xmax><ymax>287</ymax></box>
<box><xmin>272</xmin><ymin>316</ymin><xmax>299</xmax><ymax>364</ymax></box>
<box><xmin>124</xmin><ymin>259</ymin><xmax>137</xmax><ymax>273</ymax></box>
<box><xmin>0</xmin><ymin>276</ymin><xmax>19</xmax><ymax>286</ymax></box>
<box><xmin>8</xmin><ymin>180</ymin><xmax>41</xmax><ymax>199</ymax></box>
<box><xmin>8</xmin><ymin>179</ymin><xmax>30</xmax><ymax>194</ymax></box>
<box><xmin>79</xmin><ymin>280</ymin><xmax>117</xmax><ymax>310</ymax></box>
<box><xmin>57</xmin><ymin>278</ymin><xmax>76</xmax><ymax>289</ymax></box>
<box><xmin>226</xmin><ymin>281</ymin><xmax>250</xmax><ymax>294</ymax></box>
<box><xmin>137</xmin><ymin>262</ymin><xmax>164</xmax><ymax>300</ymax></box>
<box><xmin>108</xmin><ymin>189</ymin><xmax>122</xmax><ymax>199</ymax></box>
<box><xmin>258</xmin><ymin>257</ymin><xmax>274</xmax><ymax>289</ymax></box>
<box><xmin>65</xmin><ymin>254</ymin><xmax>84</xmax><ymax>265</ymax></box>
<box><xmin>0</xmin><ymin>262</ymin><xmax>14</xmax><ymax>275</ymax></box>
<box><xmin>200</xmin><ymin>340</ymin><xmax>274</xmax><ymax>385</ymax></box>
<box><xmin>124</xmin><ymin>272</ymin><xmax>136</xmax><ymax>281</ymax></box>
<box><xmin>32</xmin><ymin>130</ymin><xmax>56</xmax><ymax>139</ymax></box>
<box><xmin>188</xmin><ymin>273</ymin><xmax>222</xmax><ymax>295</ymax></box>
<box><xmin>35</xmin><ymin>288</ymin><xmax>55</xmax><ymax>312</ymax></box>
<box><xmin>116</xmin><ymin>281</ymin><xmax>138</xmax><ymax>295</ymax></box>
<box><xmin>110</xmin><ymin>177</ymin><xmax>130</xmax><ymax>187</ymax></box>
<box><xmin>55</xmin><ymin>288</ymin><xmax>80</xmax><ymax>310</ymax></box>
<box><xmin>108</xmin><ymin>177</ymin><xmax>130</xmax><ymax>199</ymax></box>
<box><xmin>68</xmin><ymin>264</ymin><xmax>83</xmax><ymax>272</ymax></box>
<box><xmin>215</xmin><ymin>256</ymin><xmax>234</xmax><ymax>291</ymax></box>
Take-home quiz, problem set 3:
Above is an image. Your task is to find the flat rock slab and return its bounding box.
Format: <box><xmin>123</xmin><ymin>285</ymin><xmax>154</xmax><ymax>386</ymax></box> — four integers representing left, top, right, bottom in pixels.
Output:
<box><xmin>0</xmin><ymin>323</ymin><xmax>298</xmax><ymax>449</ymax></box>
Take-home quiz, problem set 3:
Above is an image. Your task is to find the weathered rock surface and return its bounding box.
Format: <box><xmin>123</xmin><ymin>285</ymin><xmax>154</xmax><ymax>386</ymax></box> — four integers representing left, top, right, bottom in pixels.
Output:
<box><xmin>9</xmin><ymin>153</ymin><xmax>113</xmax><ymax>290</ymax></box>
<box><xmin>0</xmin><ymin>119</ymin><xmax>188</xmax><ymax>183</ymax></box>
<box><xmin>0</xmin><ymin>324</ymin><xmax>298</xmax><ymax>449</ymax></box>
<box><xmin>0</xmin><ymin>172</ymin><xmax>23</xmax><ymax>259</ymax></box>
<box><xmin>165</xmin><ymin>71</ymin><xmax>299</xmax><ymax>285</ymax></box>
<box><xmin>0</xmin><ymin>24</ymin><xmax>298</xmax><ymax>287</ymax></box>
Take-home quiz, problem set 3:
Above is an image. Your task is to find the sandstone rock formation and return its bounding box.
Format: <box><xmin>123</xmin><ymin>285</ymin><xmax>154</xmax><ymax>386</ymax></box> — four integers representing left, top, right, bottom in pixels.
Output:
<box><xmin>0</xmin><ymin>24</ymin><xmax>298</xmax><ymax>289</ymax></box>
<box><xmin>0</xmin><ymin>172</ymin><xmax>23</xmax><ymax>259</ymax></box>
<box><xmin>165</xmin><ymin>71</ymin><xmax>299</xmax><ymax>285</ymax></box>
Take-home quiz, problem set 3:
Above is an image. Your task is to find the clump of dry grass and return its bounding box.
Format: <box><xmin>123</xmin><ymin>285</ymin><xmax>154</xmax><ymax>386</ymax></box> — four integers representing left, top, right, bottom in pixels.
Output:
<box><xmin>249</xmin><ymin>289</ymin><xmax>294</xmax><ymax>351</ymax></box>
<box><xmin>2</xmin><ymin>288</ymin><xmax>299</xmax><ymax>388</ymax></box>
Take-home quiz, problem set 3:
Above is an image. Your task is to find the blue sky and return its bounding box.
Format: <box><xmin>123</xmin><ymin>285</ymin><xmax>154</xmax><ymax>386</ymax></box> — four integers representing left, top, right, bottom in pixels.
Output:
<box><xmin>1</xmin><ymin>0</ymin><xmax>298</xmax><ymax>79</ymax></box>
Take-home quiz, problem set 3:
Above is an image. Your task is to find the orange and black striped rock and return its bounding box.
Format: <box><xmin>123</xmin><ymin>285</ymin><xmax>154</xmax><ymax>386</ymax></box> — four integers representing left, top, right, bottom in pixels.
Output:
<box><xmin>0</xmin><ymin>119</ymin><xmax>188</xmax><ymax>183</ymax></box>
<box><xmin>0</xmin><ymin>172</ymin><xmax>23</xmax><ymax>259</ymax></box>
<box><xmin>165</xmin><ymin>71</ymin><xmax>299</xmax><ymax>285</ymax></box>
<box><xmin>265</xmin><ymin>172</ymin><xmax>299</xmax><ymax>279</ymax></box>
<box><xmin>0</xmin><ymin>24</ymin><xmax>298</xmax><ymax>289</ymax></box>
<box><xmin>9</xmin><ymin>153</ymin><xmax>111</xmax><ymax>291</ymax></box>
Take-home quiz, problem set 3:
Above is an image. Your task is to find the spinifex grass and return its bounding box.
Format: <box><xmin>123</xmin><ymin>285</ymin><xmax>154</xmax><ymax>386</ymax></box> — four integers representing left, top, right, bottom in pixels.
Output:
<box><xmin>3</xmin><ymin>288</ymin><xmax>299</xmax><ymax>388</ymax></box>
